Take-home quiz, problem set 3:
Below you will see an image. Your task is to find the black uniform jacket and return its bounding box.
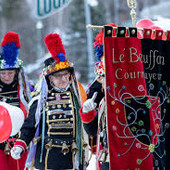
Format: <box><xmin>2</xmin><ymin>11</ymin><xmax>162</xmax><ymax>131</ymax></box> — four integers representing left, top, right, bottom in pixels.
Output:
<box><xmin>19</xmin><ymin>86</ymin><xmax>84</xmax><ymax>170</ymax></box>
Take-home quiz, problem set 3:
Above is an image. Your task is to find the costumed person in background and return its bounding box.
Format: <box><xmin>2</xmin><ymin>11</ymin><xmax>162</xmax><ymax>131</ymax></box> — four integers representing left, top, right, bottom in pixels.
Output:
<box><xmin>79</xmin><ymin>56</ymin><xmax>108</xmax><ymax>170</ymax></box>
<box><xmin>85</xmin><ymin>66</ymin><xmax>104</xmax><ymax>157</ymax></box>
<box><xmin>11</xmin><ymin>33</ymin><xmax>88</xmax><ymax>170</ymax></box>
<box><xmin>86</xmin><ymin>23</ymin><xmax>117</xmax><ymax>104</ymax></box>
<box><xmin>79</xmin><ymin>24</ymin><xmax>117</xmax><ymax>170</ymax></box>
<box><xmin>0</xmin><ymin>32</ymin><xmax>31</xmax><ymax>170</ymax></box>
<box><xmin>85</xmin><ymin>29</ymin><xmax>106</xmax><ymax>156</ymax></box>
<box><xmin>80</xmin><ymin>24</ymin><xmax>116</xmax><ymax>170</ymax></box>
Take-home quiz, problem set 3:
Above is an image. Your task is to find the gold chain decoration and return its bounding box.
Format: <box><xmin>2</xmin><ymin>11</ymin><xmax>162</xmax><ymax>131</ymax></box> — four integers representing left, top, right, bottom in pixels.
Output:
<box><xmin>127</xmin><ymin>0</ymin><xmax>137</xmax><ymax>27</ymax></box>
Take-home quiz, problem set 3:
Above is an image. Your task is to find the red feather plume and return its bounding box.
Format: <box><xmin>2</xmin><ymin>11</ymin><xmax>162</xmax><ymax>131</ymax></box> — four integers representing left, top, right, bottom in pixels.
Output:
<box><xmin>93</xmin><ymin>23</ymin><xmax>117</xmax><ymax>47</ymax></box>
<box><xmin>1</xmin><ymin>31</ymin><xmax>21</xmax><ymax>48</ymax></box>
<box><xmin>44</xmin><ymin>33</ymin><xmax>66</xmax><ymax>61</ymax></box>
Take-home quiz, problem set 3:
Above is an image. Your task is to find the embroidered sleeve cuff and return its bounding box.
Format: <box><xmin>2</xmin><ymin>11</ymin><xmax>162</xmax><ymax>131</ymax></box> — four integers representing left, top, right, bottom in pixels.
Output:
<box><xmin>79</xmin><ymin>107</ymin><xmax>96</xmax><ymax>123</ymax></box>
<box><xmin>15</xmin><ymin>139</ymin><xmax>27</xmax><ymax>152</ymax></box>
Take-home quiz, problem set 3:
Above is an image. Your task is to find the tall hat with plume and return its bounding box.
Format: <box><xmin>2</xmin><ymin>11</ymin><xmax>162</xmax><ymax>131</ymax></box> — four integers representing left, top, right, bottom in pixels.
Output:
<box><xmin>0</xmin><ymin>32</ymin><xmax>23</xmax><ymax>70</ymax></box>
<box><xmin>43</xmin><ymin>33</ymin><xmax>73</xmax><ymax>76</ymax></box>
<box><xmin>0</xmin><ymin>32</ymin><xmax>31</xmax><ymax>111</ymax></box>
<box><xmin>94</xmin><ymin>23</ymin><xmax>117</xmax><ymax>76</ymax></box>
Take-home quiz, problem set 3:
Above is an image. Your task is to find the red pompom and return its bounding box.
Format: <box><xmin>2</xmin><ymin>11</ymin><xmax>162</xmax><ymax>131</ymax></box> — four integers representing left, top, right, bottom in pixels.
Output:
<box><xmin>136</xmin><ymin>19</ymin><xmax>155</xmax><ymax>29</ymax></box>
<box><xmin>1</xmin><ymin>32</ymin><xmax>21</xmax><ymax>48</ymax></box>
<box><xmin>44</xmin><ymin>33</ymin><xmax>66</xmax><ymax>61</ymax></box>
<box><xmin>93</xmin><ymin>23</ymin><xmax>117</xmax><ymax>47</ymax></box>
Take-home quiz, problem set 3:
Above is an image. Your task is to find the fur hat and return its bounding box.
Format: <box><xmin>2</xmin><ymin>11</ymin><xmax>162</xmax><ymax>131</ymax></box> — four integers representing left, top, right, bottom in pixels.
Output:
<box><xmin>0</xmin><ymin>32</ymin><xmax>23</xmax><ymax>70</ymax></box>
<box><xmin>43</xmin><ymin>33</ymin><xmax>73</xmax><ymax>76</ymax></box>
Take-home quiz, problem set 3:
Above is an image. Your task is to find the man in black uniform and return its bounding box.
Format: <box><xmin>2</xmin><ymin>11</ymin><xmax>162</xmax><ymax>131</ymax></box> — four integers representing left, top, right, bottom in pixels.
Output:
<box><xmin>11</xmin><ymin>33</ymin><xmax>87</xmax><ymax>170</ymax></box>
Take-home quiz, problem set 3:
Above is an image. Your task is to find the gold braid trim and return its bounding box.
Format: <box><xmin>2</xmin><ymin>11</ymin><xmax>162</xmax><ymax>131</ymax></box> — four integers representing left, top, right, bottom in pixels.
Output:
<box><xmin>45</xmin><ymin>149</ymin><xmax>50</xmax><ymax>170</ymax></box>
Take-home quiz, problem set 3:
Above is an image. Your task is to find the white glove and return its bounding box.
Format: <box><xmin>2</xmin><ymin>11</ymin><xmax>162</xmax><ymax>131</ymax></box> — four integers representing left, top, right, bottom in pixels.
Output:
<box><xmin>11</xmin><ymin>146</ymin><xmax>23</xmax><ymax>160</ymax></box>
<box><xmin>82</xmin><ymin>92</ymin><xmax>98</xmax><ymax>113</ymax></box>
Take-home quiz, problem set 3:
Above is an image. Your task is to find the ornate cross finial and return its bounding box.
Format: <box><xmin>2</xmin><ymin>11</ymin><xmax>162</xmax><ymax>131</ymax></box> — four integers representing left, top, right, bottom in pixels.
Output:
<box><xmin>127</xmin><ymin>0</ymin><xmax>137</xmax><ymax>27</ymax></box>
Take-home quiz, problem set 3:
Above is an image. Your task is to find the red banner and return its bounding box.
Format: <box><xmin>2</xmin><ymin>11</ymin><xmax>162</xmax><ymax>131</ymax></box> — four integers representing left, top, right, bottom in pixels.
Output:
<box><xmin>104</xmin><ymin>35</ymin><xmax>161</xmax><ymax>169</ymax></box>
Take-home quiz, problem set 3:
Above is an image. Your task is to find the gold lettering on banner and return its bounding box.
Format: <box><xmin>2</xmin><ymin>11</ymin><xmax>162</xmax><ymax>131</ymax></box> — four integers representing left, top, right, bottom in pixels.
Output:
<box><xmin>115</xmin><ymin>68</ymin><xmax>123</xmax><ymax>80</ymax></box>
<box><xmin>115</xmin><ymin>68</ymin><xmax>144</xmax><ymax>80</ymax></box>
<box><xmin>144</xmin><ymin>72</ymin><xmax>162</xmax><ymax>83</ymax></box>
<box><xmin>129</xmin><ymin>47</ymin><xmax>140</xmax><ymax>63</ymax></box>
<box><xmin>112</xmin><ymin>47</ymin><xmax>165</xmax><ymax>68</ymax></box>
<box><xmin>142</xmin><ymin>50</ymin><xmax>165</xmax><ymax>70</ymax></box>
<box><xmin>113</xmin><ymin>48</ymin><xmax>126</xmax><ymax>63</ymax></box>
<box><xmin>112</xmin><ymin>47</ymin><xmax>165</xmax><ymax>82</ymax></box>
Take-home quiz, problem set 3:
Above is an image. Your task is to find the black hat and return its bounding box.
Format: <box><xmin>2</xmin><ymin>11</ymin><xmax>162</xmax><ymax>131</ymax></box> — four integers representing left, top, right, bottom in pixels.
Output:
<box><xmin>43</xmin><ymin>33</ymin><xmax>73</xmax><ymax>76</ymax></box>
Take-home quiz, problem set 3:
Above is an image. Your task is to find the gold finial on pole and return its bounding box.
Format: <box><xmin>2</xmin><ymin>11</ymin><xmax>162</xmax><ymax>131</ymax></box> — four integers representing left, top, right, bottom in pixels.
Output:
<box><xmin>127</xmin><ymin>0</ymin><xmax>137</xmax><ymax>27</ymax></box>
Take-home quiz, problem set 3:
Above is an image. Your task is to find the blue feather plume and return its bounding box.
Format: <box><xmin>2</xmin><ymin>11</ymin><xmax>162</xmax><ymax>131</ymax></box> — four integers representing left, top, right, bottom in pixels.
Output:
<box><xmin>2</xmin><ymin>42</ymin><xmax>19</xmax><ymax>66</ymax></box>
<box><xmin>95</xmin><ymin>44</ymin><xmax>103</xmax><ymax>61</ymax></box>
<box><xmin>57</xmin><ymin>52</ymin><xmax>66</xmax><ymax>62</ymax></box>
